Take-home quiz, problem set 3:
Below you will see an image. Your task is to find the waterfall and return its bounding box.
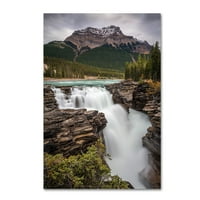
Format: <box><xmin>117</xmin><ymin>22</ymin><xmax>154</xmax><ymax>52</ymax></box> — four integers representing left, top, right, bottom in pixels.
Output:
<box><xmin>51</xmin><ymin>87</ymin><xmax>73</xmax><ymax>109</ymax></box>
<box><xmin>52</xmin><ymin>86</ymin><xmax>151</xmax><ymax>189</ymax></box>
<box><xmin>103</xmin><ymin>107</ymin><xmax>151</xmax><ymax>188</ymax></box>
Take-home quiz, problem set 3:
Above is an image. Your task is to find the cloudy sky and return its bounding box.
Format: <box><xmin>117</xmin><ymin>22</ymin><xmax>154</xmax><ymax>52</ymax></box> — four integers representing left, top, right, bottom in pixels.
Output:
<box><xmin>44</xmin><ymin>14</ymin><xmax>161</xmax><ymax>45</ymax></box>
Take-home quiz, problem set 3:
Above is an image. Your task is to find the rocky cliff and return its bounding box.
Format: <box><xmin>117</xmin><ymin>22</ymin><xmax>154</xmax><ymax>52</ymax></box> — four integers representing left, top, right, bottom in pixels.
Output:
<box><xmin>105</xmin><ymin>80</ymin><xmax>138</xmax><ymax>110</ymax></box>
<box><xmin>106</xmin><ymin>80</ymin><xmax>161</xmax><ymax>188</ymax></box>
<box><xmin>44</xmin><ymin>86</ymin><xmax>107</xmax><ymax>157</ymax></box>
<box><xmin>132</xmin><ymin>83</ymin><xmax>161</xmax><ymax>188</ymax></box>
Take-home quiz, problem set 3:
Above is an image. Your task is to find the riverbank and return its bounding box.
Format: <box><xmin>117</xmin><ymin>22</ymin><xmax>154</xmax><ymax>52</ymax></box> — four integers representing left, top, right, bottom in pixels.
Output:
<box><xmin>44</xmin><ymin>76</ymin><xmax>124</xmax><ymax>81</ymax></box>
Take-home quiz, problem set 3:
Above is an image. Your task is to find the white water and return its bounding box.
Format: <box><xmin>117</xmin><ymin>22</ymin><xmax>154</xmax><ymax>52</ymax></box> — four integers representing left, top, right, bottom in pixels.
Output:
<box><xmin>52</xmin><ymin>87</ymin><xmax>113</xmax><ymax>110</ymax></box>
<box><xmin>52</xmin><ymin>86</ymin><xmax>151</xmax><ymax>189</ymax></box>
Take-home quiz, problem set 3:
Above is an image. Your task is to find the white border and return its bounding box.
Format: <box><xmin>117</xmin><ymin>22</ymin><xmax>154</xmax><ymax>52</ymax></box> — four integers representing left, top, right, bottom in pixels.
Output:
<box><xmin>0</xmin><ymin>0</ymin><xmax>200</xmax><ymax>199</ymax></box>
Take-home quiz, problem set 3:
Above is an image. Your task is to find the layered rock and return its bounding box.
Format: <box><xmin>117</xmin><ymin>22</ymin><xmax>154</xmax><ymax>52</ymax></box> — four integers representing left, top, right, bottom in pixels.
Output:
<box><xmin>44</xmin><ymin>85</ymin><xmax>58</xmax><ymax>112</ymax></box>
<box><xmin>44</xmin><ymin>86</ymin><xmax>107</xmax><ymax>157</ymax></box>
<box><xmin>132</xmin><ymin>84</ymin><xmax>161</xmax><ymax>188</ymax></box>
<box><xmin>105</xmin><ymin>80</ymin><xmax>138</xmax><ymax>110</ymax></box>
<box><xmin>57</xmin><ymin>86</ymin><xmax>71</xmax><ymax>95</ymax></box>
<box><xmin>106</xmin><ymin>81</ymin><xmax>161</xmax><ymax>188</ymax></box>
<box><xmin>44</xmin><ymin>108</ymin><xmax>107</xmax><ymax>157</ymax></box>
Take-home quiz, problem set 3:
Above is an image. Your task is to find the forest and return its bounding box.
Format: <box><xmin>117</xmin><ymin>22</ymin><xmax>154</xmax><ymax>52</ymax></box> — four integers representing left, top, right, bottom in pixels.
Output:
<box><xmin>44</xmin><ymin>42</ymin><xmax>75</xmax><ymax>61</ymax></box>
<box><xmin>76</xmin><ymin>45</ymin><xmax>132</xmax><ymax>70</ymax></box>
<box><xmin>125</xmin><ymin>42</ymin><xmax>161</xmax><ymax>81</ymax></box>
<box><xmin>44</xmin><ymin>42</ymin><xmax>160</xmax><ymax>81</ymax></box>
<box><xmin>44</xmin><ymin>57</ymin><xmax>124</xmax><ymax>79</ymax></box>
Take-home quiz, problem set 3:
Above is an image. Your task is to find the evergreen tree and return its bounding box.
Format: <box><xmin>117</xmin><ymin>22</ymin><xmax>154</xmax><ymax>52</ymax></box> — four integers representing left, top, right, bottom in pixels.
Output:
<box><xmin>125</xmin><ymin>63</ymin><xmax>131</xmax><ymax>79</ymax></box>
<box><xmin>44</xmin><ymin>57</ymin><xmax>124</xmax><ymax>79</ymax></box>
<box><xmin>149</xmin><ymin>41</ymin><xmax>161</xmax><ymax>81</ymax></box>
<box><xmin>124</xmin><ymin>41</ymin><xmax>161</xmax><ymax>81</ymax></box>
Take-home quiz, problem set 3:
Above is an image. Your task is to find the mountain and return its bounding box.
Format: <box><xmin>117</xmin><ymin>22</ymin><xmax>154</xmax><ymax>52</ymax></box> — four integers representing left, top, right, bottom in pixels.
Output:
<box><xmin>44</xmin><ymin>41</ymin><xmax>75</xmax><ymax>61</ymax></box>
<box><xmin>44</xmin><ymin>25</ymin><xmax>152</xmax><ymax>70</ymax></box>
<box><xmin>76</xmin><ymin>45</ymin><xmax>133</xmax><ymax>70</ymax></box>
<box><xmin>65</xmin><ymin>25</ymin><xmax>151</xmax><ymax>55</ymax></box>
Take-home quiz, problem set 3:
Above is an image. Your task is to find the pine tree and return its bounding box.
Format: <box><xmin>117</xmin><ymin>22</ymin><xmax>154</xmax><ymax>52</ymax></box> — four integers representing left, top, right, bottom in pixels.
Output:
<box><xmin>125</xmin><ymin>62</ymin><xmax>131</xmax><ymax>79</ymax></box>
<box><xmin>150</xmin><ymin>41</ymin><xmax>161</xmax><ymax>81</ymax></box>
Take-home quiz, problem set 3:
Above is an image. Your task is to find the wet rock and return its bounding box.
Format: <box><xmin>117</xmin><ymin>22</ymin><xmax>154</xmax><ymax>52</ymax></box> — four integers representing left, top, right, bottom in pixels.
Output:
<box><xmin>124</xmin><ymin>181</ymin><xmax>135</xmax><ymax>189</ymax></box>
<box><xmin>57</xmin><ymin>86</ymin><xmax>71</xmax><ymax>95</ymax></box>
<box><xmin>143</xmin><ymin>133</ymin><xmax>160</xmax><ymax>156</ymax></box>
<box><xmin>132</xmin><ymin>84</ymin><xmax>161</xmax><ymax>189</ymax></box>
<box><xmin>44</xmin><ymin>86</ymin><xmax>58</xmax><ymax>112</ymax></box>
<box><xmin>105</xmin><ymin>80</ymin><xmax>138</xmax><ymax>109</ymax></box>
<box><xmin>141</xmin><ymin>162</ymin><xmax>160</xmax><ymax>189</ymax></box>
<box><xmin>84</xmin><ymin>110</ymin><xmax>98</xmax><ymax>119</ymax></box>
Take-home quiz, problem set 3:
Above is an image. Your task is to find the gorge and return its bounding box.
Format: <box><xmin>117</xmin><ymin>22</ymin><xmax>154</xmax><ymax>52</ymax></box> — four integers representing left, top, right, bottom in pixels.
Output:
<box><xmin>44</xmin><ymin>80</ymin><xmax>160</xmax><ymax>189</ymax></box>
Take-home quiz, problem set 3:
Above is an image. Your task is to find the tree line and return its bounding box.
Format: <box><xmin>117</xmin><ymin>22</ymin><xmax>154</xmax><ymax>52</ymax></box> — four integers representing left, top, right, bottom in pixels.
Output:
<box><xmin>44</xmin><ymin>57</ymin><xmax>124</xmax><ymax>79</ymax></box>
<box><xmin>125</xmin><ymin>42</ymin><xmax>161</xmax><ymax>81</ymax></box>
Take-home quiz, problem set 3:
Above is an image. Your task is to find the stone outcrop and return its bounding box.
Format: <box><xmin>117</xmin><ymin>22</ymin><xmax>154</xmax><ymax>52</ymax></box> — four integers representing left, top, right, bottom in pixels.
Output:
<box><xmin>106</xmin><ymin>80</ymin><xmax>161</xmax><ymax>188</ymax></box>
<box><xmin>133</xmin><ymin>84</ymin><xmax>161</xmax><ymax>188</ymax></box>
<box><xmin>44</xmin><ymin>85</ymin><xmax>58</xmax><ymax>112</ymax></box>
<box><xmin>105</xmin><ymin>80</ymin><xmax>138</xmax><ymax>110</ymax></box>
<box><xmin>44</xmin><ymin>86</ymin><xmax>107</xmax><ymax>157</ymax></box>
<box><xmin>57</xmin><ymin>86</ymin><xmax>71</xmax><ymax>95</ymax></box>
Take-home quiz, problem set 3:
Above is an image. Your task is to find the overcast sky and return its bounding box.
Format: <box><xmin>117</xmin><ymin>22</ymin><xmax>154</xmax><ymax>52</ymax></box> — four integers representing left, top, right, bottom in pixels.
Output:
<box><xmin>44</xmin><ymin>13</ymin><xmax>161</xmax><ymax>45</ymax></box>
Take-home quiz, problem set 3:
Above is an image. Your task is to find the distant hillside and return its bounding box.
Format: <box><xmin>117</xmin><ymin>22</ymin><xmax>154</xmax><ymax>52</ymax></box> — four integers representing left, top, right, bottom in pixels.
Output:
<box><xmin>44</xmin><ymin>57</ymin><xmax>124</xmax><ymax>79</ymax></box>
<box><xmin>44</xmin><ymin>41</ymin><xmax>75</xmax><ymax>61</ymax></box>
<box><xmin>76</xmin><ymin>45</ymin><xmax>132</xmax><ymax>70</ymax></box>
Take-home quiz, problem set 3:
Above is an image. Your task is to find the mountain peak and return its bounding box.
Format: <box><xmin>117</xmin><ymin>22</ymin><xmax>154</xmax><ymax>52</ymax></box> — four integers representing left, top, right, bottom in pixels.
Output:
<box><xmin>73</xmin><ymin>25</ymin><xmax>123</xmax><ymax>37</ymax></box>
<box><xmin>64</xmin><ymin>25</ymin><xmax>151</xmax><ymax>54</ymax></box>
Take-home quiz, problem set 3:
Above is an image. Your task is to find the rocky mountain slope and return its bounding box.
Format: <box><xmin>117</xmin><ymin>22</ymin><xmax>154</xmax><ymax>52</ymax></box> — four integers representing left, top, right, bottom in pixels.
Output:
<box><xmin>65</xmin><ymin>25</ymin><xmax>151</xmax><ymax>54</ymax></box>
<box><xmin>44</xmin><ymin>25</ymin><xmax>152</xmax><ymax>70</ymax></box>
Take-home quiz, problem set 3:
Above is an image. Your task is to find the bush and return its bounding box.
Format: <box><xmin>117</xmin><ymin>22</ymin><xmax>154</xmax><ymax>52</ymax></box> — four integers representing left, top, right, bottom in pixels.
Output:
<box><xmin>145</xmin><ymin>79</ymin><xmax>161</xmax><ymax>93</ymax></box>
<box><xmin>44</xmin><ymin>140</ymin><xmax>129</xmax><ymax>189</ymax></box>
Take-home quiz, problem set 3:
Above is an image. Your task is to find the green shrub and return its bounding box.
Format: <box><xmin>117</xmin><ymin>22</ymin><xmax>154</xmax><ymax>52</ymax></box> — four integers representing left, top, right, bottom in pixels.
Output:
<box><xmin>44</xmin><ymin>140</ymin><xmax>129</xmax><ymax>189</ymax></box>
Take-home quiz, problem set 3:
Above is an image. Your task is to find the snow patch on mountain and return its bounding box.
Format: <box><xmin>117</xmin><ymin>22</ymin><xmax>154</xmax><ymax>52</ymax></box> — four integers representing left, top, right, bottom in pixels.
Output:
<box><xmin>64</xmin><ymin>25</ymin><xmax>152</xmax><ymax>54</ymax></box>
<box><xmin>76</xmin><ymin>25</ymin><xmax>122</xmax><ymax>37</ymax></box>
